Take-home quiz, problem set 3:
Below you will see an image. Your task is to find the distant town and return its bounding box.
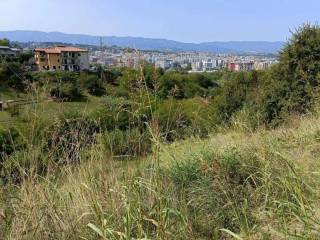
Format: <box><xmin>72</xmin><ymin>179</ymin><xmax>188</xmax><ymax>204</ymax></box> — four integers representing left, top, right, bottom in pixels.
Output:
<box><xmin>89</xmin><ymin>47</ymin><xmax>278</xmax><ymax>72</ymax></box>
<box><xmin>1</xmin><ymin>41</ymin><xmax>279</xmax><ymax>72</ymax></box>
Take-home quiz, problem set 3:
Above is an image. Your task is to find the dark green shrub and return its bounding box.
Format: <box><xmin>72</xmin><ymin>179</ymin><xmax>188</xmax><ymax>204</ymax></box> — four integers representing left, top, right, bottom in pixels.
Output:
<box><xmin>103</xmin><ymin>68</ymin><xmax>122</xmax><ymax>85</ymax></box>
<box><xmin>78</xmin><ymin>73</ymin><xmax>106</xmax><ymax>96</ymax></box>
<box><xmin>256</xmin><ymin>24</ymin><xmax>320</xmax><ymax>123</ymax></box>
<box><xmin>158</xmin><ymin>72</ymin><xmax>186</xmax><ymax>99</ymax></box>
<box><xmin>209</xmin><ymin>71</ymin><xmax>261</xmax><ymax>125</ymax></box>
<box><xmin>50</xmin><ymin>82</ymin><xmax>83</xmax><ymax>101</ymax></box>
<box><xmin>0</xmin><ymin>62</ymin><xmax>28</xmax><ymax>91</ymax></box>
<box><xmin>158</xmin><ymin>72</ymin><xmax>217</xmax><ymax>99</ymax></box>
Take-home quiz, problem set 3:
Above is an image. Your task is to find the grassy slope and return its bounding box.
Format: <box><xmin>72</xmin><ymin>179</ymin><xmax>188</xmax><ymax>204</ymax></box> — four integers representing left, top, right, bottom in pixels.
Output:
<box><xmin>0</xmin><ymin>94</ymin><xmax>102</xmax><ymax>129</ymax></box>
<box><xmin>1</xmin><ymin>113</ymin><xmax>320</xmax><ymax>239</ymax></box>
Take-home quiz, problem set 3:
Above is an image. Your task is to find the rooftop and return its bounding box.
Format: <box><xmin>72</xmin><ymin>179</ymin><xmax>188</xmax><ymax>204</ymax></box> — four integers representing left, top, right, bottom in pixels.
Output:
<box><xmin>34</xmin><ymin>45</ymin><xmax>88</xmax><ymax>54</ymax></box>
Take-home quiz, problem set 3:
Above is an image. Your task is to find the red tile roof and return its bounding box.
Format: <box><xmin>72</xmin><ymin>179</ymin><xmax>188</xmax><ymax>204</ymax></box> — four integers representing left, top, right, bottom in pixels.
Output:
<box><xmin>56</xmin><ymin>46</ymin><xmax>88</xmax><ymax>52</ymax></box>
<box><xmin>34</xmin><ymin>46</ymin><xmax>88</xmax><ymax>54</ymax></box>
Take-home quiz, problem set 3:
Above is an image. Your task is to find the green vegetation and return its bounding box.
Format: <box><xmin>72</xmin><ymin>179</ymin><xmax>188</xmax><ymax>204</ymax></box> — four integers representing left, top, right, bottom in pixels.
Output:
<box><xmin>0</xmin><ymin>38</ymin><xmax>10</xmax><ymax>47</ymax></box>
<box><xmin>1</xmin><ymin>24</ymin><xmax>320</xmax><ymax>239</ymax></box>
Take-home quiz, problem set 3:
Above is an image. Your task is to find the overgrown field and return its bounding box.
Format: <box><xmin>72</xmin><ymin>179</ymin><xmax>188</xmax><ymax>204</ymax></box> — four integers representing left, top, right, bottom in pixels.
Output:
<box><xmin>1</xmin><ymin>110</ymin><xmax>320</xmax><ymax>239</ymax></box>
<box><xmin>1</xmin><ymin>24</ymin><xmax>320</xmax><ymax>239</ymax></box>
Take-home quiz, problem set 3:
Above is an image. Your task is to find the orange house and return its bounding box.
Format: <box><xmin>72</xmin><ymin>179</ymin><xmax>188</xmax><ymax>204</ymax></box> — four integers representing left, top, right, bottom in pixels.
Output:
<box><xmin>34</xmin><ymin>46</ymin><xmax>89</xmax><ymax>71</ymax></box>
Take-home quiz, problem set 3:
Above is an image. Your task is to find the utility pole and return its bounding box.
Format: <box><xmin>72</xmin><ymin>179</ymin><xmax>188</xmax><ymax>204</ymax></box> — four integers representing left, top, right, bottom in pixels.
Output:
<box><xmin>100</xmin><ymin>37</ymin><xmax>103</xmax><ymax>52</ymax></box>
<box><xmin>99</xmin><ymin>36</ymin><xmax>104</xmax><ymax>83</ymax></box>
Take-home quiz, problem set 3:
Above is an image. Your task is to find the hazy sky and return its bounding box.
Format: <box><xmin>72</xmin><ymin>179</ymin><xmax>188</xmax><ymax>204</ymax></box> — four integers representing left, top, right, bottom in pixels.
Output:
<box><xmin>0</xmin><ymin>0</ymin><xmax>319</xmax><ymax>42</ymax></box>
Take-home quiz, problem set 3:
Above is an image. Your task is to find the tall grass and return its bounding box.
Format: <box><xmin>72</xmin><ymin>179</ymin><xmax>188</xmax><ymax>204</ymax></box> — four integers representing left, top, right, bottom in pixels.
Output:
<box><xmin>1</xmin><ymin>70</ymin><xmax>320</xmax><ymax>239</ymax></box>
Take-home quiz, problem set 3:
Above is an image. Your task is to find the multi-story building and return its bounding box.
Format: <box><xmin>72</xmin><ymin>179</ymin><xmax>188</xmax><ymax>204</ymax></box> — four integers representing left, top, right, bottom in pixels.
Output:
<box><xmin>34</xmin><ymin>45</ymin><xmax>89</xmax><ymax>71</ymax></box>
<box><xmin>227</xmin><ymin>62</ymin><xmax>254</xmax><ymax>72</ymax></box>
<box><xmin>155</xmin><ymin>59</ymin><xmax>173</xmax><ymax>69</ymax></box>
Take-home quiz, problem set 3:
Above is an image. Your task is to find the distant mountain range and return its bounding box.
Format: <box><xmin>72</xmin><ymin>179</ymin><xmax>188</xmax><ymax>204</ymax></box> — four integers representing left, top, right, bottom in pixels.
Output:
<box><xmin>0</xmin><ymin>30</ymin><xmax>285</xmax><ymax>54</ymax></box>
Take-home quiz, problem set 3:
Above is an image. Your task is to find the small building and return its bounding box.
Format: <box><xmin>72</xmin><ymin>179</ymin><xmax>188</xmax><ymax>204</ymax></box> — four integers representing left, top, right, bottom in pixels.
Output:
<box><xmin>34</xmin><ymin>45</ymin><xmax>89</xmax><ymax>71</ymax></box>
<box><xmin>0</xmin><ymin>46</ymin><xmax>21</xmax><ymax>57</ymax></box>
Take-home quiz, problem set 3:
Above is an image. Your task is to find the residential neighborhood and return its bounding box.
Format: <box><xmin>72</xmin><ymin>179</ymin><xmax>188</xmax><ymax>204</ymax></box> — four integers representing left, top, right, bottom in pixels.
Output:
<box><xmin>89</xmin><ymin>48</ymin><xmax>278</xmax><ymax>72</ymax></box>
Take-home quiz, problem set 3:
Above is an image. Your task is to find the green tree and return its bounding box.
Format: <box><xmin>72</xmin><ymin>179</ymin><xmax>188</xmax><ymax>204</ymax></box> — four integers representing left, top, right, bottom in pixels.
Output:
<box><xmin>258</xmin><ymin>24</ymin><xmax>320</xmax><ymax>122</ymax></box>
<box><xmin>0</xmin><ymin>38</ymin><xmax>10</xmax><ymax>47</ymax></box>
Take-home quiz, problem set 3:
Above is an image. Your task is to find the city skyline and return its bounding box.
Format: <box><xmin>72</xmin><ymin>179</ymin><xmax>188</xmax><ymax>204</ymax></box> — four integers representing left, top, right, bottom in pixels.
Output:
<box><xmin>1</xmin><ymin>0</ymin><xmax>319</xmax><ymax>43</ymax></box>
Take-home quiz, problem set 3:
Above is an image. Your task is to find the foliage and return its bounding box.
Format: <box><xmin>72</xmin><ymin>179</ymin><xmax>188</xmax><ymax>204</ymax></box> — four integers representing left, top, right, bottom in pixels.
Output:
<box><xmin>102</xmin><ymin>128</ymin><xmax>152</xmax><ymax>157</ymax></box>
<box><xmin>46</xmin><ymin>112</ymin><xmax>100</xmax><ymax>164</ymax></box>
<box><xmin>78</xmin><ymin>73</ymin><xmax>106</xmax><ymax>96</ymax></box>
<box><xmin>0</xmin><ymin>127</ymin><xmax>21</xmax><ymax>160</ymax></box>
<box><xmin>2</xmin><ymin>24</ymin><xmax>320</xmax><ymax>240</ymax></box>
<box><xmin>153</xmin><ymin>98</ymin><xmax>213</xmax><ymax>141</ymax></box>
<box><xmin>158</xmin><ymin>71</ymin><xmax>217</xmax><ymax>99</ymax></box>
<box><xmin>256</xmin><ymin>24</ymin><xmax>320</xmax><ymax>123</ymax></box>
<box><xmin>209</xmin><ymin>71</ymin><xmax>260</xmax><ymax>124</ymax></box>
<box><xmin>0</xmin><ymin>38</ymin><xmax>10</xmax><ymax>47</ymax></box>
<box><xmin>0</xmin><ymin>62</ymin><xmax>29</xmax><ymax>90</ymax></box>
<box><xmin>50</xmin><ymin>82</ymin><xmax>83</xmax><ymax>101</ymax></box>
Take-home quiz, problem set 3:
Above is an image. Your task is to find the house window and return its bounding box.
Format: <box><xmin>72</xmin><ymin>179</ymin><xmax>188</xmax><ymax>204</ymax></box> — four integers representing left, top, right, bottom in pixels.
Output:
<box><xmin>78</xmin><ymin>53</ymin><xmax>81</xmax><ymax>56</ymax></box>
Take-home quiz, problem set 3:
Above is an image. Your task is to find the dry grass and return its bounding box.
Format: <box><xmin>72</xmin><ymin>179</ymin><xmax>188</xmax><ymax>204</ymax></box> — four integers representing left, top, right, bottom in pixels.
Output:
<box><xmin>1</xmin><ymin>104</ymin><xmax>320</xmax><ymax>239</ymax></box>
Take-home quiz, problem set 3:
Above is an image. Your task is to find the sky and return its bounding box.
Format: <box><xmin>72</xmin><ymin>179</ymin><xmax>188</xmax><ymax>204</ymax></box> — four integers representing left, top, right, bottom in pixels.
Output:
<box><xmin>0</xmin><ymin>0</ymin><xmax>319</xmax><ymax>43</ymax></box>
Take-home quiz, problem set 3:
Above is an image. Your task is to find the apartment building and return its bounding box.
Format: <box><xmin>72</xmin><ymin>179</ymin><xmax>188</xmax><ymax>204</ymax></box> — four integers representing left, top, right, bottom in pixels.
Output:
<box><xmin>155</xmin><ymin>59</ymin><xmax>173</xmax><ymax>69</ymax></box>
<box><xmin>34</xmin><ymin>45</ymin><xmax>89</xmax><ymax>71</ymax></box>
<box><xmin>227</xmin><ymin>62</ymin><xmax>254</xmax><ymax>72</ymax></box>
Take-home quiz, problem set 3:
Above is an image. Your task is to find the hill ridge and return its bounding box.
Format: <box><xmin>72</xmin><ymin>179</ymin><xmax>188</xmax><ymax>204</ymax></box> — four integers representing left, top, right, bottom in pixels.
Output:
<box><xmin>0</xmin><ymin>30</ymin><xmax>284</xmax><ymax>53</ymax></box>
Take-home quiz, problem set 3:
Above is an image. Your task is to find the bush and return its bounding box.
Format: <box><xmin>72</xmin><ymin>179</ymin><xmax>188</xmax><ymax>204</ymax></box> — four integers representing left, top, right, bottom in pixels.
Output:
<box><xmin>153</xmin><ymin>99</ymin><xmax>192</xmax><ymax>142</ymax></box>
<box><xmin>209</xmin><ymin>71</ymin><xmax>259</xmax><ymax>124</ymax></box>
<box><xmin>103</xmin><ymin>68</ymin><xmax>122</xmax><ymax>85</ymax></box>
<box><xmin>91</xmin><ymin>97</ymin><xmax>133</xmax><ymax>131</ymax></box>
<box><xmin>47</xmin><ymin>112</ymin><xmax>100</xmax><ymax>164</ymax></box>
<box><xmin>50</xmin><ymin>82</ymin><xmax>83</xmax><ymax>101</ymax></box>
<box><xmin>0</xmin><ymin>62</ymin><xmax>28</xmax><ymax>91</ymax></box>
<box><xmin>0</xmin><ymin>127</ymin><xmax>21</xmax><ymax>160</ymax></box>
<box><xmin>102</xmin><ymin>128</ymin><xmax>152</xmax><ymax>157</ymax></box>
<box><xmin>256</xmin><ymin>24</ymin><xmax>320</xmax><ymax>123</ymax></box>
<box><xmin>153</xmin><ymin>98</ymin><xmax>214</xmax><ymax>141</ymax></box>
<box><xmin>158</xmin><ymin>72</ymin><xmax>215</xmax><ymax>99</ymax></box>
<box><xmin>78</xmin><ymin>73</ymin><xmax>106</xmax><ymax>96</ymax></box>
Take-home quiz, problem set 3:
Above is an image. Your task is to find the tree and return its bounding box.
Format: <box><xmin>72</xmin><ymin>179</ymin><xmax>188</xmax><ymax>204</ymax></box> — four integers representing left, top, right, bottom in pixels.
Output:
<box><xmin>0</xmin><ymin>38</ymin><xmax>10</xmax><ymax>47</ymax></box>
<box><xmin>258</xmin><ymin>24</ymin><xmax>320</xmax><ymax>122</ymax></box>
